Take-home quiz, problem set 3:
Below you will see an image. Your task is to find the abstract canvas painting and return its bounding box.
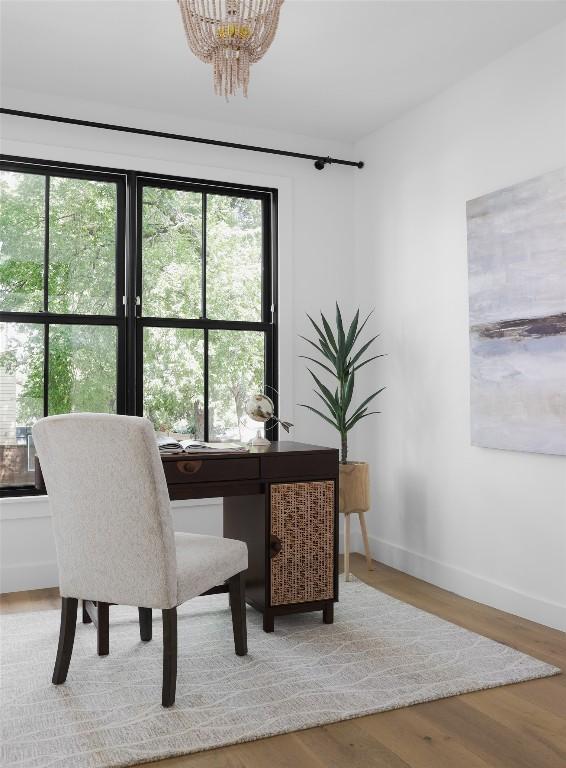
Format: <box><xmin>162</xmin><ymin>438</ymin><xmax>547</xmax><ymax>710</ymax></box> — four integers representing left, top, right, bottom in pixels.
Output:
<box><xmin>467</xmin><ymin>168</ymin><xmax>566</xmax><ymax>455</ymax></box>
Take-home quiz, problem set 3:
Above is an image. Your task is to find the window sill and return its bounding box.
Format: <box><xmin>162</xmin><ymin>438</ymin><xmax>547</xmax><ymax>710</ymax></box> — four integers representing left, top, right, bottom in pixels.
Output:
<box><xmin>0</xmin><ymin>495</ymin><xmax>51</xmax><ymax>521</ymax></box>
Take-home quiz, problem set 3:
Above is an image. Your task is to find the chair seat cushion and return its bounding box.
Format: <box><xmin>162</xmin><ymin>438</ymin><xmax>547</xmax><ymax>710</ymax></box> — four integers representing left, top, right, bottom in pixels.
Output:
<box><xmin>175</xmin><ymin>532</ymin><xmax>248</xmax><ymax>605</ymax></box>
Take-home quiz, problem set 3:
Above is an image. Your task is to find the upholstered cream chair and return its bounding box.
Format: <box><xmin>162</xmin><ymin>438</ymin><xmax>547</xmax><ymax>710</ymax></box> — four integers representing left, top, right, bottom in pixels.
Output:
<box><xmin>32</xmin><ymin>413</ymin><xmax>248</xmax><ymax>707</ymax></box>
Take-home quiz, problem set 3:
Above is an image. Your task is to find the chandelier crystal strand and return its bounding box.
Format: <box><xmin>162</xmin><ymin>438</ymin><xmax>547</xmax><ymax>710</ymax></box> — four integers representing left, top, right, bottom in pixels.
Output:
<box><xmin>178</xmin><ymin>0</ymin><xmax>284</xmax><ymax>99</ymax></box>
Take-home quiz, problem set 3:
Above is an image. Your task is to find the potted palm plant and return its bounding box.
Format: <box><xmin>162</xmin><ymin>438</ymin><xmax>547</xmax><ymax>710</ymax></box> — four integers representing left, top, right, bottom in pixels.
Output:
<box><xmin>298</xmin><ymin>305</ymin><xmax>385</xmax><ymax>552</ymax></box>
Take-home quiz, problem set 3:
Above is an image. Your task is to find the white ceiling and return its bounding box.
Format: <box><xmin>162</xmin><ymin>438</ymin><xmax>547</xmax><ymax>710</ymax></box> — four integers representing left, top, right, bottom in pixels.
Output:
<box><xmin>2</xmin><ymin>0</ymin><xmax>566</xmax><ymax>142</ymax></box>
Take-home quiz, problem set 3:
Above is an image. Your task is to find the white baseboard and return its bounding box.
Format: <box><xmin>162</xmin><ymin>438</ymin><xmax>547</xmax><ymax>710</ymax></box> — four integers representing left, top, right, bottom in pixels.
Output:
<box><xmin>1</xmin><ymin>561</ymin><xmax>59</xmax><ymax>594</ymax></box>
<box><xmin>3</xmin><ymin>514</ymin><xmax>564</xmax><ymax>631</ymax></box>
<box><xmin>339</xmin><ymin>530</ymin><xmax>364</xmax><ymax>554</ymax></box>
<box><xmin>358</xmin><ymin>533</ymin><xmax>566</xmax><ymax>632</ymax></box>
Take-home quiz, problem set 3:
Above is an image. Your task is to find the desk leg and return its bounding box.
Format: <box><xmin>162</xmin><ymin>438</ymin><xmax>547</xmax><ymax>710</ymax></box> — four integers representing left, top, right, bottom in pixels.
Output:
<box><xmin>223</xmin><ymin>494</ymin><xmax>267</xmax><ymax>623</ymax></box>
<box><xmin>263</xmin><ymin>612</ymin><xmax>275</xmax><ymax>633</ymax></box>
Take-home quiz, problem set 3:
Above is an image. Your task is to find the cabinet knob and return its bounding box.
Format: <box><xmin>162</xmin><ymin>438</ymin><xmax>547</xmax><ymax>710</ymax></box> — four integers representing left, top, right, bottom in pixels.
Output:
<box><xmin>269</xmin><ymin>534</ymin><xmax>282</xmax><ymax>558</ymax></box>
<box><xmin>178</xmin><ymin>460</ymin><xmax>203</xmax><ymax>475</ymax></box>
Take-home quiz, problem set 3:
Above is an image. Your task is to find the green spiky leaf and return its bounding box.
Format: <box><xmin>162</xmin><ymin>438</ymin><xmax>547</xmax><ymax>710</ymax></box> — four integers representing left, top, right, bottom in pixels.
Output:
<box><xmin>320</xmin><ymin>312</ymin><xmax>338</xmax><ymax>354</ymax></box>
<box><xmin>314</xmin><ymin>390</ymin><xmax>338</xmax><ymax>420</ymax></box>
<box><xmin>307</xmin><ymin>369</ymin><xmax>341</xmax><ymax>414</ymax></box>
<box><xmin>344</xmin><ymin>370</ymin><xmax>355</xmax><ymax>412</ymax></box>
<box><xmin>353</xmin><ymin>354</ymin><xmax>386</xmax><ymax>373</ymax></box>
<box><xmin>346</xmin><ymin>410</ymin><xmax>381</xmax><ymax>431</ymax></box>
<box><xmin>306</xmin><ymin>314</ymin><xmax>329</xmax><ymax>346</ymax></box>
<box><xmin>353</xmin><ymin>309</ymin><xmax>374</xmax><ymax>344</ymax></box>
<box><xmin>348</xmin><ymin>335</ymin><xmax>380</xmax><ymax>369</ymax></box>
<box><xmin>298</xmin><ymin>355</ymin><xmax>337</xmax><ymax>377</ymax></box>
<box><xmin>299</xmin><ymin>335</ymin><xmax>335</xmax><ymax>365</ymax></box>
<box><xmin>335</xmin><ymin>303</ymin><xmax>346</xmax><ymax>353</ymax></box>
<box><xmin>298</xmin><ymin>404</ymin><xmax>339</xmax><ymax>431</ymax></box>
<box><xmin>347</xmin><ymin>387</ymin><xmax>386</xmax><ymax>423</ymax></box>
<box><xmin>345</xmin><ymin>309</ymin><xmax>360</xmax><ymax>356</ymax></box>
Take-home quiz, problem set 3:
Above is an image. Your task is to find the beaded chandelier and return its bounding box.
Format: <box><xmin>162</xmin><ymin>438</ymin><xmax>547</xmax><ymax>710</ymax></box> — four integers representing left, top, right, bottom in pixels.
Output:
<box><xmin>178</xmin><ymin>0</ymin><xmax>284</xmax><ymax>99</ymax></box>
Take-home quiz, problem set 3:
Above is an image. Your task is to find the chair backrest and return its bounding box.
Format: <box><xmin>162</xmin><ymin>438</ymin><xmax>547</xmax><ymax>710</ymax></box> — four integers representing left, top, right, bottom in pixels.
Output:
<box><xmin>32</xmin><ymin>413</ymin><xmax>177</xmax><ymax>609</ymax></box>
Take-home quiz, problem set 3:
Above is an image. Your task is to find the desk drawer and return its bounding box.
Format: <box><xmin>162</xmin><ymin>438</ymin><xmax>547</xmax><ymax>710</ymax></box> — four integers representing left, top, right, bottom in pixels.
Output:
<box><xmin>261</xmin><ymin>452</ymin><xmax>337</xmax><ymax>480</ymax></box>
<box><xmin>163</xmin><ymin>457</ymin><xmax>260</xmax><ymax>484</ymax></box>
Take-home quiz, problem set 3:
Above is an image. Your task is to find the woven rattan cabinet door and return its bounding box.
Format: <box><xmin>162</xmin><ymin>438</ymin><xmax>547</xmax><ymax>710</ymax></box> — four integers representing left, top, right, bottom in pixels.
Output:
<box><xmin>270</xmin><ymin>481</ymin><xmax>335</xmax><ymax>606</ymax></box>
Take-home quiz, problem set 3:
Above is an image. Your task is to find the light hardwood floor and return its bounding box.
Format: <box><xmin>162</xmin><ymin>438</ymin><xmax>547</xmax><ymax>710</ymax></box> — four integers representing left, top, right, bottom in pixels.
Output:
<box><xmin>2</xmin><ymin>554</ymin><xmax>565</xmax><ymax>768</ymax></box>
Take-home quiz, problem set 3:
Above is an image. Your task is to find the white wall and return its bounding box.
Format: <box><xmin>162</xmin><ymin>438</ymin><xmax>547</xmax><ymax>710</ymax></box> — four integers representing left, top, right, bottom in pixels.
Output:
<box><xmin>3</xmin><ymin>24</ymin><xmax>565</xmax><ymax>632</ymax></box>
<box><xmin>353</xmin><ymin>22</ymin><xmax>566</xmax><ymax>631</ymax></box>
<box><xmin>0</xmin><ymin>91</ymin><xmax>355</xmax><ymax>592</ymax></box>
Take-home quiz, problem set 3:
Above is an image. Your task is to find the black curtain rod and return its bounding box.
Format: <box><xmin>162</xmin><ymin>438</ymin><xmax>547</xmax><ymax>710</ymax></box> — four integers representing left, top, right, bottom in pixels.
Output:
<box><xmin>0</xmin><ymin>107</ymin><xmax>364</xmax><ymax>171</ymax></box>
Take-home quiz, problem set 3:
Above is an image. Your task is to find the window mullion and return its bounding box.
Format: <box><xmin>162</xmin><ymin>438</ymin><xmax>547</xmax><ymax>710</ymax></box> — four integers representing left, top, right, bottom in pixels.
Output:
<box><xmin>43</xmin><ymin>175</ymin><xmax>50</xmax><ymax>416</ymax></box>
<box><xmin>43</xmin><ymin>175</ymin><xmax>50</xmax><ymax>313</ymax></box>
<box><xmin>202</xmin><ymin>194</ymin><xmax>209</xmax><ymax>440</ymax></box>
<box><xmin>203</xmin><ymin>328</ymin><xmax>209</xmax><ymax>441</ymax></box>
<box><xmin>126</xmin><ymin>172</ymin><xmax>139</xmax><ymax>416</ymax></box>
<box><xmin>201</xmin><ymin>192</ymin><xmax>207</xmax><ymax>320</ymax></box>
<box><xmin>43</xmin><ymin>323</ymin><xmax>49</xmax><ymax>417</ymax></box>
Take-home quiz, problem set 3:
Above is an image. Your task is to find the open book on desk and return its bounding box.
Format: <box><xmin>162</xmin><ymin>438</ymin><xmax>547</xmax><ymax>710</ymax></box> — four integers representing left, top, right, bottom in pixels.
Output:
<box><xmin>156</xmin><ymin>434</ymin><xmax>248</xmax><ymax>455</ymax></box>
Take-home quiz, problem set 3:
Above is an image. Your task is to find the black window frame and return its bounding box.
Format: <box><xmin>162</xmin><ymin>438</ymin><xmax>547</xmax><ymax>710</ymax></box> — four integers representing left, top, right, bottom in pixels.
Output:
<box><xmin>0</xmin><ymin>155</ymin><xmax>278</xmax><ymax>497</ymax></box>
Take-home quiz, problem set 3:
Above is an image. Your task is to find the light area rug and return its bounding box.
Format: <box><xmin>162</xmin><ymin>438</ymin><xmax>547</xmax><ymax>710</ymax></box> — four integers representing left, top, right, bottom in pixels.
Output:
<box><xmin>0</xmin><ymin>577</ymin><xmax>560</xmax><ymax>768</ymax></box>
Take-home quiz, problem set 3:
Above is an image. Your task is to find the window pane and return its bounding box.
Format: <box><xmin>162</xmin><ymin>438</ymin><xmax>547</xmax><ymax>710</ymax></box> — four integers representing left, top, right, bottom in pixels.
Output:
<box><xmin>143</xmin><ymin>327</ymin><xmax>204</xmax><ymax>437</ymax></box>
<box><xmin>0</xmin><ymin>171</ymin><xmax>45</xmax><ymax>312</ymax></box>
<box><xmin>48</xmin><ymin>325</ymin><xmax>117</xmax><ymax>414</ymax></box>
<box><xmin>209</xmin><ymin>330</ymin><xmax>264</xmax><ymax>442</ymax></box>
<box><xmin>0</xmin><ymin>323</ymin><xmax>44</xmax><ymax>487</ymax></box>
<box><xmin>142</xmin><ymin>187</ymin><xmax>202</xmax><ymax>318</ymax></box>
<box><xmin>206</xmin><ymin>195</ymin><xmax>262</xmax><ymax>322</ymax></box>
<box><xmin>48</xmin><ymin>177</ymin><xmax>117</xmax><ymax>315</ymax></box>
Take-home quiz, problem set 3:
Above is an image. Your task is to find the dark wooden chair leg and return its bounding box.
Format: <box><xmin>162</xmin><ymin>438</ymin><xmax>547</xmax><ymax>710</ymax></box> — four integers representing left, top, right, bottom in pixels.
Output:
<box><xmin>138</xmin><ymin>608</ymin><xmax>152</xmax><ymax>641</ymax></box>
<box><xmin>228</xmin><ymin>571</ymin><xmax>248</xmax><ymax>656</ymax></box>
<box><xmin>82</xmin><ymin>600</ymin><xmax>92</xmax><ymax>624</ymax></box>
<box><xmin>52</xmin><ymin>597</ymin><xmax>78</xmax><ymax>684</ymax></box>
<box><xmin>162</xmin><ymin>607</ymin><xmax>177</xmax><ymax>707</ymax></box>
<box><xmin>323</xmin><ymin>602</ymin><xmax>334</xmax><ymax>624</ymax></box>
<box><xmin>97</xmin><ymin>602</ymin><xmax>109</xmax><ymax>656</ymax></box>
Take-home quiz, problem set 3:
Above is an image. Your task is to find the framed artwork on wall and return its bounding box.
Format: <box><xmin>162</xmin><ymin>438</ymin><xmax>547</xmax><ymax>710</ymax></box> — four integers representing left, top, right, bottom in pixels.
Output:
<box><xmin>467</xmin><ymin>167</ymin><xmax>566</xmax><ymax>456</ymax></box>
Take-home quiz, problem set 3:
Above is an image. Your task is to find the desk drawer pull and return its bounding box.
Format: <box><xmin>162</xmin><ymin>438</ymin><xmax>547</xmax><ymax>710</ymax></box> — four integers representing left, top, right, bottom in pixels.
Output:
<box><xmin>177</xmin><ymin>460</ymin><xmax>203</xmax><ymax>475</ymax></box>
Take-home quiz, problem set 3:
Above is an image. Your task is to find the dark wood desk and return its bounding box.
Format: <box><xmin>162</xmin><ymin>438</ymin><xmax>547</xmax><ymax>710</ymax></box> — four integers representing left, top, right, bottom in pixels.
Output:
<box><xmin>36</xmin><ymin>441</ymin><xmax>339</xmax><ymax>633</ymax></box>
